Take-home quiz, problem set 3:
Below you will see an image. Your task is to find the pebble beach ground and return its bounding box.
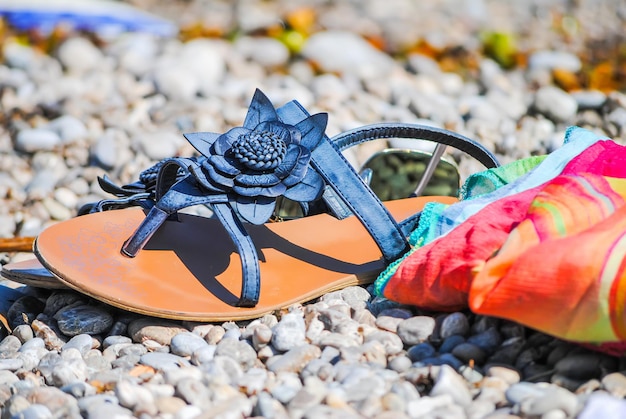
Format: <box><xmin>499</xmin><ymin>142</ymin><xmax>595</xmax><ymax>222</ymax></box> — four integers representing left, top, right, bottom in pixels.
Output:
<box><xmin>2</xmin><ymin>0</ymin><xmax>626</xmax><ymax>418</ymax></box>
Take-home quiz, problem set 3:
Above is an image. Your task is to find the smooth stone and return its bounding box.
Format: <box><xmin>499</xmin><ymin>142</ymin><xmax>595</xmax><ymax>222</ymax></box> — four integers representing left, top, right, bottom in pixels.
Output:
<box><xmin>388</xmin><ymin>355</ymin><xmax>412</xmax><ymax>373</ymax></box>
<box><xmin>488</xmin><ymin>337</ymin><xmax>525</xmax><ymax>365</ymax></box>
<box><xmin>406</xmin><ymin>394</ymin><xmax>454</xmax><ymax>418</ymax></box>
<box><xmin>439</xmin><ymin>335</ymin><xmax>466</xmax><ymax>354</ymax></box>
<box><xmin>486</xmin><ymin>366</ymin><xmax>521</xmax><ymax>385</ymax></box>
<box><xmin>215</xmin><ymin>337</ymin><xmax>257</xmax><ymax>370</ymax></box>
<box><xmin>252</xmin><ymin>324</ymin><xmax>273</xmax><ymax>350</ymax></box>
<box><xmin>26</xmin><ymin>386</ymin><xmax>79</xmax><ymax>416</ymax></box>
<box><xmin>338</xmin><ymin>286</ymin><xmax>371</xmax><ymax>310</ymax></box>
<box><xmin>45</xmin><ymin>115</ymin><xmax>88</xmax><ymax>143</ymax></box>
<box><xmin>407</xmin><ymin>342</ymin><xmax>437</xmax><ymax>363</ymax></box>
<box><xmin>13</xmin><ymin>325</ymin><xmax>34</xmax><ymax>343</ymax></box>
<box><xmin>234</xmin><ymin>36</ymin><xmax>290</xmax><ymax>68</ymax></box>
<box><xmin>451</xmin><ymin>342</ymin><xmax>487</xmax><ymax>365</ymax></box>
<box><xmin>467</xmin><ymin>327</ymin><xmax>502</xmax><ymax>355</ymax></box>
<box><xmin>396</xmin><ymin>316</ymin><xmax>436</xmax><ymax>346</ymax></box>
<box><xmin>301</xmin><ymin>31</ymin><xmax>394</xmax><ymax>79</ymax></box>
<box><xmin>15</xmin><ymin>129</ymin><xmax>62</xmax><ymax>152</ymax></box>
<box><xmin>528</xmin><ymin>50</ymin><xmax>582</xmax><ymax>73</ymax></box>
<box><xmin>578</xmin><ymin>391</ymin><xmax>626</xmax><ymax>419</ymax></box>
<box><xmin>255</xmin><ymin>391</ymin><xmax>290</xmax><ymax>418</ymax></box>
<box><xmin>571</xmin><ymin>90</ymin><xmax>607</xmax><ymax>110</ymax></box>
<box><xmin>60</xmin><ymin>381</ymin><xmax>96</xmax><ymax>399</ymax></box>
<box><xmin>133</xmin><ymin>131</ymin><xmax>182</xmax><ymax>161</ymax></box>
<box><xmin>61</xmin><ymin>334</ymin><xmax>94</xmax><ymax>356</ymax></box>
<box><xmin>430</xmin><ymin>364</ymin><xmax>473</xmax><ymax>407</ymax></box>
<box><xmin>31</xmin><ymin>320</ymin><xmax>67</xmax><ymax>350</ymax></box>
<box><xmin>170</xmin><ymin>332</ymin><xmax>208</xmax><ymax>357</ymax></box>
<box><xmin>266</xmin><ymin>344</ymin><xmax>322</xmax><ymax>374</ymax></box>
<box><xmin>238</xmin><ymin>367</ymin><xmax>268</xmax><ymax>396</ymax></box>
<box><xmin>0</xmin><ymin>358</ymin><xmax>24</xmax><ymax>371</ymax></box>
<box><xmin>7</xmin><ymin>296</ymin><xmax>45</xmax><ymax>329</ymax></box>
<box><xmin>140</xmin><ymin>352</ymin><xmax>190</xmax><ymax>371</ymax></box>
<box><xmin>91</xmin><ymin>133</ymin><xmax>118</xmax><ymax>170</ymax></box>
<box><xmin>601</xmin><ymin>372</ymin><xmax>626</xmax><ymax>398</ymax></box>
<box><xmin>439</xmin><ymin>312</ymin><xmax>470</xmax><ymax>339</ymax></box>
<box><xmin>57</xmin><ymin>37</ymin><xmax>104</xmax><ymax>74</ymax></box>
<box><xmin>43</xmin><ymin>292</ymin><xmax>85</xmax><ymax>317</ymax></box>
<box><xmin>102</xmin><ymin>335</ymin><xmax>132</xmax><ymax>349</ymax></box>
<box><xmin>115</xmin><ymin>379</ymin><xmax>155</xmax><ymax>412</ymax></box>
<box><xmin>13</xmin><ymin>403</ymin><xmax>53</xmax><ymax>419</ymax></box>
<box><xmin>375</xmin><ymin>315</ymin><xmax>403</xmax><ymax>332</ymax></box>
<box><xmin>127</xmin><ymin>318</ymin><xmax>187</xmax><ymax>345</ymax></box>
<box><xmin>518</xmin><ymin>384</ymin><xmax>579</xmax><ymax>417</ymax></box>
<box><xmin>0</xmin><ymin>335</ymin><xmax>22</xmax><ymax>355</ymax></box>
<box><xmin>419</xmin><ymin>354</ymin><xmax>464</xmax><ymax>370</ymax></box>
<box><xmin>54</xmin><ymin>305</ymin><xmax>114</xmax><ymax>336</ymax></box>
<box><xmin>270</xmin><ymin>372</ymin><xmax>303</xmax><ymax>404</ymax></box>
<box><xmin>554</xmin><ymin>353</ymin><xmax>617</xmax><ymax>381</ymax></box>
<box><xmin>534</xmin><ymin>86</ymin><xmax>578</xmax><ymax>122</ymax></box>
<box><xmin>363</xmin><ymin>330</ymin><xmax>403</xmax><ymax>355</ymax></box>
<box><xmin>271</xmin><ymin>312</ymin><xmax>307</xmax><ymax>352</ymax></box>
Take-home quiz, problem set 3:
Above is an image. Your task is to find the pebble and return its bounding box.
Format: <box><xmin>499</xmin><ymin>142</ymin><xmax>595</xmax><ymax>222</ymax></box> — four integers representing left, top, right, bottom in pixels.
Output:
<box><xmin>396</xmin><ymin>316</ymin><xmax>436</xmax><ymax>346</ymax></box>
<box><xmin>271</xmin><ymin>312</ymin><xmax>307</xmax><ymax>352</ymax></box>
<box><xmin>127</xmin><ymin>318</ymin><xmax>188</xmax><ymax>345</ymax></box>
<box><xmin>54</xmin><ymin>305</ymin><xmax>114</xmax><ymax>336</ymax></box>
<box><xmin>169</xmin><ymin>331</ymin><xmax>208</xmax><ymax>357</ymax></box>
<box><xmin>15</xmin><ymin>129</ymin><xmax>62</xmax><ymax>153</ymax></box>
<box><xmin>439</xmin><ymin>312</ymin><xmax>471</xmax><ymax>339</ymax></box>
<box><xmin>534</xmin><ymin>86</ymin><xmax>579</xmax><ymax>122</ymax></box>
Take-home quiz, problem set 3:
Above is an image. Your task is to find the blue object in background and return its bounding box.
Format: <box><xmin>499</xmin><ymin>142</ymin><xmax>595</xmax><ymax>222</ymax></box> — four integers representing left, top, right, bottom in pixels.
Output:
<box><xmin>0</xmin><ymin>0</ymin><xmax>178</xmax><ymax>37</ymax></box>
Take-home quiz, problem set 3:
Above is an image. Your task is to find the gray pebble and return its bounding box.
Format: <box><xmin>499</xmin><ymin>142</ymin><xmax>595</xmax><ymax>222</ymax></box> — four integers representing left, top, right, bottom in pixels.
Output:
<box><xmin>0</xmin><ymin>358</ymin><xmax>24</xmax><ymax>371</ymax></box>
<box><xmin>452</xmin><ymin>342</ymin><xmax>487</xmax><ymax>365</ymax></box>
<box><xmin>54</xmin><ymin>305</ymin><xmax>114</xmax><ymax>336</ymax></box>
<box><xmin>140</xmin><ymin>352</ymin><xmax>191</xmax><ymax>371</ymax></box>
<box><xmin>127</xmin><ymin>318</ymin><xmax>187</xmax><ymax>345</ymax></box>
<box><xmin>13</xmin><ymin>325</ymin><xmax>34</xmax><ymax>343</ymax></box>
<box><xmin>61</xmin><ymin>334</ymin><xmax>93</xmax><ymax>356</ymax></box>
<box><xmin>215</xmin><ymin>337</ymin><xmax>257</xmax><ymax>370</ymax></box>
<box><xmin>397</xmin><ymin>316</ymin><xmax>436</xmax><ymax>346</ymax></box>
<box><xmin>16</xmin><ymin>129</ymin><xmax>62</xmax><ymax>153</ymax></box>
<box><xmin>272</xmin><ymin>312</ymin><xmax>307</xmax><ymax>352</ymax></box>
<box><xmin>439</xmin><ymin>335</ymin><xmax>466</xmax><ymax>354</ymax></box>
<box><xmin>554</xmin><ymin>353</ymin><xmax>617</xmax><ymax>381</ymax></box>
<box><xmin>363</xmin><ymin>330</ymin><xmax>403</xmax><ymax>355</ymax></box>
<box><xmin>170</xmin><ymin>331</ymin><xmax>208</xmax><ymax>357</ymax></box>
<box><xmin>467</xmin><ymin>327</ymin><xmax>502</xmax><ymax>355</ymax></box>
<box><xmin>407</xmin><ymin>342</ymin><xmax>437</xmax><ymax>362</ymax></box>
<box><xmin>266</xmin><ymin>344</ymin><xmax>322</xmax><ymax>374</ymax></box>
<box><xmin>439</xmin><ymin>312</ymin><xmax>470</xmax><ymax>339</ymax></box>
<box><xmin>430</xmin><ymin>364</ymin><xmax>472</xmax><ymax>408</ymax></box>
<box><xmin>534</xmin><ymin>86</ymin><xmax>578</xmax><ymax>122</ymax></box>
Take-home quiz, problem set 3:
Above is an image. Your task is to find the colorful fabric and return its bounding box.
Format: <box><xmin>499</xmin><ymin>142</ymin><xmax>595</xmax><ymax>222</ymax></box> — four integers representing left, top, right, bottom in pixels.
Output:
<box><xmin>470</xmin><ymin>175</ymin><xmax>626</xmax><ymax>343</ymax></box>
<box><xmin>375</xmin><ymin>126</ymin><xmax>626</xmax><ymax>352</ymax></box>
<box><xmin>410</xmin><ymin>126</ymin><xmax>607</xmax><ymax>248</ymax></box>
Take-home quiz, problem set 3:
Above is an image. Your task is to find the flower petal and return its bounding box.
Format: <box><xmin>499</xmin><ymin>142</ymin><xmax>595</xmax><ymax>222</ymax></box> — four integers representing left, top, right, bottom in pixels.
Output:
<box><xmin>235</xmin><ymin>172</ymin><xmax>282</xmax><ymax>187</ymax></box>
<box><xmin>233</xmin><ymin>183</ymin><xmax>287</xmax><ymax>198</ymax></box>
<box><xmin>256</xmin><ymin>121</ymin><xmax>296</xmax><ymax>144</ymax></box>
<box><xmin>277</xmin><ymin>146</ymin><xmax>311</xmax><ymax>187</ymax></box>
<box><xmin>213</xmin><ymin>127</ymin><xmax>249</xmax><ymax>155</ymax></box>
<box><xmin>203</xmin><ymin>160</ymin><xmax>235</xmax><ymax>188</ymax></box>
<box><xmin>283</xmin><ymin>169</ymin><xmax>324</xmax><ymax>202</ymax></box>
<box><xmin>209</xmin><ymin>155</ymin><xmax>240</xmax><ymax>176</ymax></box>
<box><xmin>183</xmin><ymin>132</ymin><xmax>220</xmax><ymax>156</ymax></box>
<box><xmin>297</xmin><ymin>112</ymin><xmax>328</xmax><ymax>150</ymax></box>
<box><xmin>235</xmin><ymin>196</ymin><xmax>277</xmax><ymax>225</ymax></box>
<box><xmin>243</xmin><ymin>89</ymin><xmax>279</xmax><ymax>129</ymax></box>
<box><xmin>274</xmin><ymin>145</ymin><xmax>303</xmax><ymax>178</ymax></box>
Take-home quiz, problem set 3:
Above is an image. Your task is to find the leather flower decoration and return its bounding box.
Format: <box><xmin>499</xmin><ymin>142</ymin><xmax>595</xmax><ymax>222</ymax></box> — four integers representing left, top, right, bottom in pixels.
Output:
<box><xmin>185</xmin><ymin>89</ymin><xmax>328</xmax><ymax>224</ymax></box>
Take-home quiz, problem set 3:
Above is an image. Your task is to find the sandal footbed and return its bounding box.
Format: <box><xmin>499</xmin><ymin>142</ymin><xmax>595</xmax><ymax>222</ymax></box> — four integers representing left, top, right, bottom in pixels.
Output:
<box><xmin>34</xmin><ymin>196</ymin><xmax>456</xmax><ymax>321</ymax></box>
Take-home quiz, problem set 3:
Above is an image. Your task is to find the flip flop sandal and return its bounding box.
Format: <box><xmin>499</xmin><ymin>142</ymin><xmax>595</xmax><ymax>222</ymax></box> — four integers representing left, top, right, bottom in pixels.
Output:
<box><xmin>30</xmin><ymin>90</ymin><xmax>499</xmax><ymax>320</ymax></box>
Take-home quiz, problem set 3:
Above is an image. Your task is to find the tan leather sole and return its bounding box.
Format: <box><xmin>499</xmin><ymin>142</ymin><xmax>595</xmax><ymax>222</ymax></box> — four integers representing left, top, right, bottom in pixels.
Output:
<box><xmin>34</xmin><ymin>196</ymin><xmax>456</xmax><ymax>321</ymax></box>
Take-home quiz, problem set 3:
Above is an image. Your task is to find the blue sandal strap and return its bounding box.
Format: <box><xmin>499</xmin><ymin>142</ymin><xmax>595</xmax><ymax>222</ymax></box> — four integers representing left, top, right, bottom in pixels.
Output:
<box><xmin>211</xmin><ymin>203</ymin><xmax>260</xmax><ymax>306</ymax></box>
<box><xmin>277</xmin><ymin>101</ymin><xmax>410</xmax><ymax>263</ymax></box>
<box><xmin>331</xmin><ymin>123</ymin><xmax>500</xmax><ymax>169</ymax></box>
